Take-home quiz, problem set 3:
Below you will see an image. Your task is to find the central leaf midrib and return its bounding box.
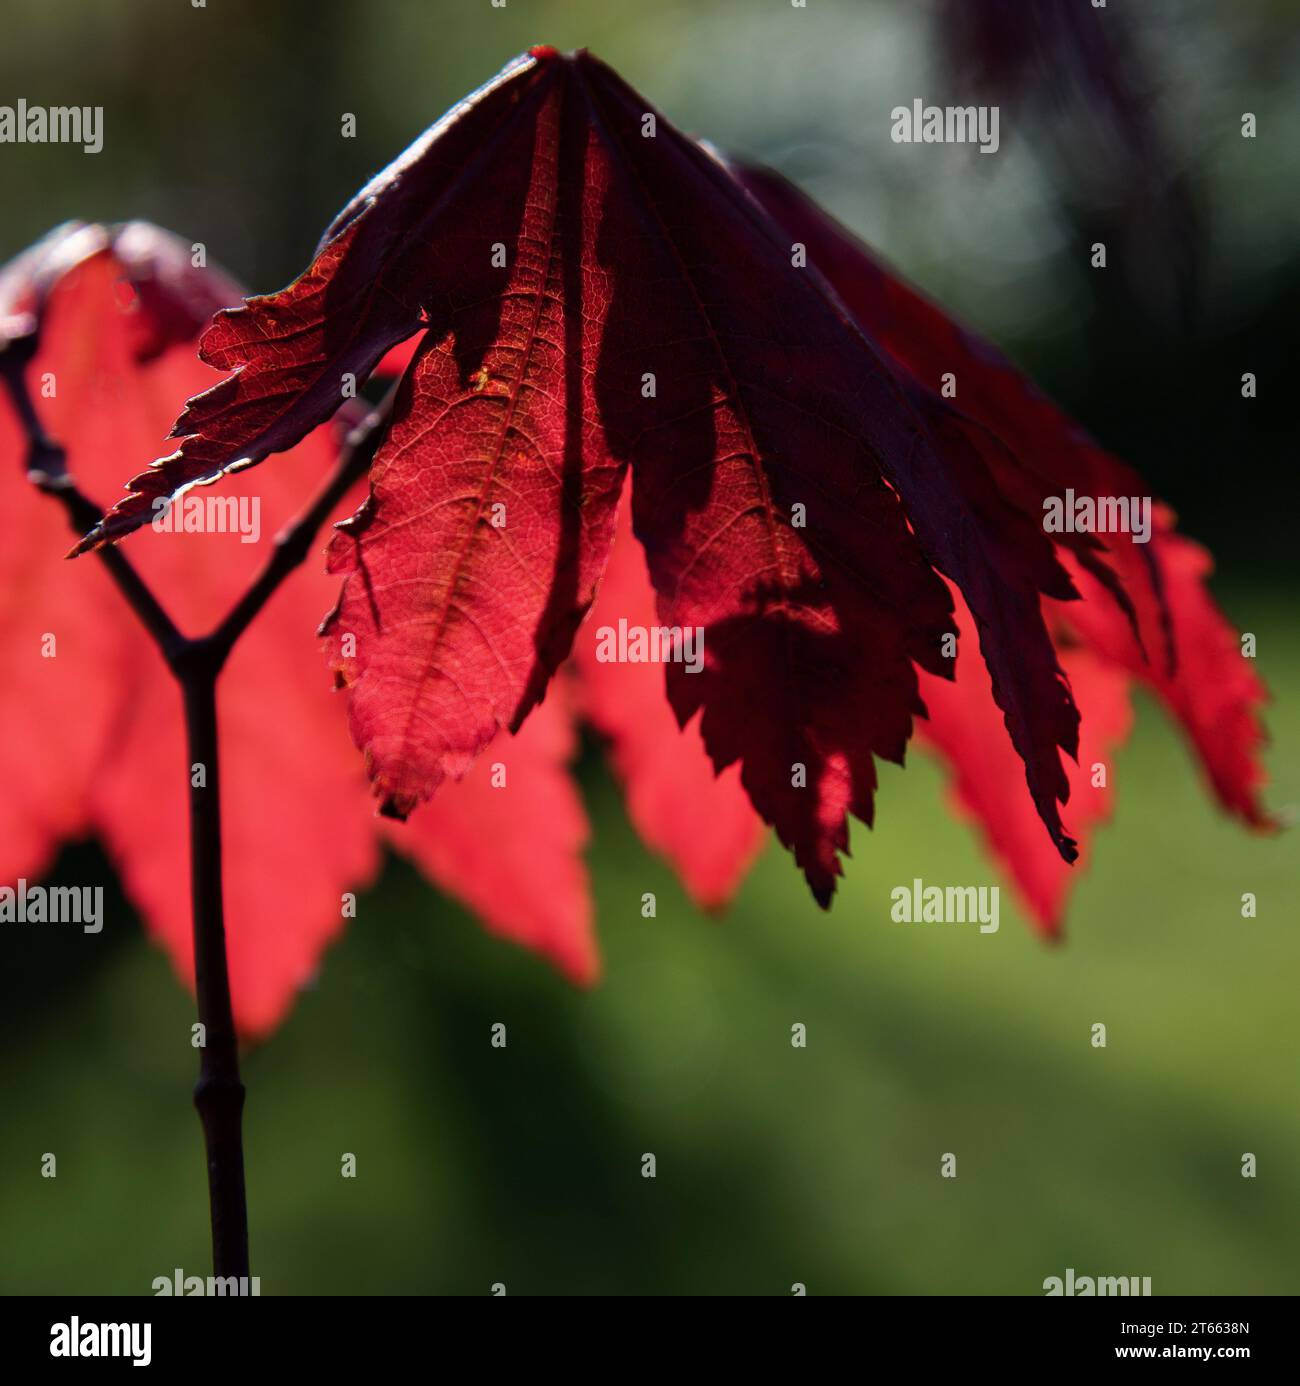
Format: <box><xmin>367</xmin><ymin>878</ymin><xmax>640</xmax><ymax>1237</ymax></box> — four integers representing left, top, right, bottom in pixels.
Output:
<box><xmin>390</xmin><ymin>91</ymin><xmax>565</xmax><ymax>779</ymax></box>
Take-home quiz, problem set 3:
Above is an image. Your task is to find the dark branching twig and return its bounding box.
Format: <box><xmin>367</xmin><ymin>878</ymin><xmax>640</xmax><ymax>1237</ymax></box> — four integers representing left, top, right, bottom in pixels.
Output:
<box><xmin>0</xmin><ymin>343</ymin><xmax>184</xmax><ymax>659</ymax></box>
<box><xmin>1</xmin><ymin>338</ymin><xmax>396</xmax><ymax>1279</ymax></box>
<box><xmin>213</xmin><ymin>389</ymin><xmax>396</xmax><ymax>658</ymax></box>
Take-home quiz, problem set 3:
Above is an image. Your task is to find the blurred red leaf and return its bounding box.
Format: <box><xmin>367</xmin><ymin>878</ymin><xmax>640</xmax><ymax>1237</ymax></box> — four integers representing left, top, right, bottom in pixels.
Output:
<box><xmin>1056</xmin><ymin>528</ymin><xmax>1272</xmax><ymax>830</ymax></box>
<box><xmin>0</xmin><ymin>227</ymin><xmax>598</xmax><ymax>1035</ymax></box>
<box><xmin>573</xmin><ymin>482</ymin><xmax>765</xmax><ymax>910</ymax></box>
<box><xmin>917</xmin><ymin>587</ymin><xmax>1132</xmax><ymax>932</ymax></box>
<box><xmin>384</xmin><ymin>689</ymin><xmax>597</xmax><ymax>985</ymax></box>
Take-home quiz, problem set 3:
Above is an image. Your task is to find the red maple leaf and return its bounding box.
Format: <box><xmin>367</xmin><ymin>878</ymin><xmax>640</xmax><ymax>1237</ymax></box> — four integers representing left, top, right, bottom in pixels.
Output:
<box><xmin>55</xmin><ymin>50</ymin><xmax>1270</xmax><ymax>975</ymax></box>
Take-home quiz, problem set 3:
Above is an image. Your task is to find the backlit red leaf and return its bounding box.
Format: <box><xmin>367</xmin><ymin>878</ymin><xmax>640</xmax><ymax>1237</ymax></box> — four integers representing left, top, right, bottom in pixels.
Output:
<box><xmin>74</xmin><ymin>54</ymin><xmax>568</xmax><ymax>552</ymax></box>
<box><xmin>67</xmin><ymin>50</ymin><xmax>1269</xmax><ymax>916</ymax></box>
<box><xmin>321</xmin><ymin>57</ymin><xmax>625</xmax><ymax>814</ymax></box>
<box><xmin>736</xmin><ymin>161</ymin><xmax>1271</xmax><ymax>847</ymax></box>
<box><xmin>578</xmin><ymin>57</ymin><xmax>1077</xmax><ymax>898</ymax></box>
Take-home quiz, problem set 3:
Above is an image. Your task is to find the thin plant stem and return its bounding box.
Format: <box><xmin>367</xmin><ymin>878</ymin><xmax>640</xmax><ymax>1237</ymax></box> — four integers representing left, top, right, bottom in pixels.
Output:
<box><xmin>179</xmin><ymin>645</ymin><xmax>249</xmax><ymax>1276</ymax></box>
<box><xmin>2</xmin><ymin>344</ymin><xmax>396</xmax><ymax>1278</ymax></box>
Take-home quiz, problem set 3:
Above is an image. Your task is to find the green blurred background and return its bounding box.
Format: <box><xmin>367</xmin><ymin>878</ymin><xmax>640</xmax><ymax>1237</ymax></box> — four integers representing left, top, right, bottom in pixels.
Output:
<box><xmin>1</xmin><ymin>0</ymin><xmax>1296</xmax><ymax>1294</ymax></box>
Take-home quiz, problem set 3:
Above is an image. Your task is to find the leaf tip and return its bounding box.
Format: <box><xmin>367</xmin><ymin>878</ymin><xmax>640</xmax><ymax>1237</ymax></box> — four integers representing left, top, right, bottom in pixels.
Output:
<box><xmin>66</xmin><ymin>528</ymin><xmax>102</xmax><ymax>559</ymax></box>
<box><xmin>810</xmin><ymin>878</ymin><xmax>836</xmax><ymax>910</ymax></box>
<box><xmin>377</xmin><ymin>794</ymin><xmax>414</xmax><ymax>823</ymax></box>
